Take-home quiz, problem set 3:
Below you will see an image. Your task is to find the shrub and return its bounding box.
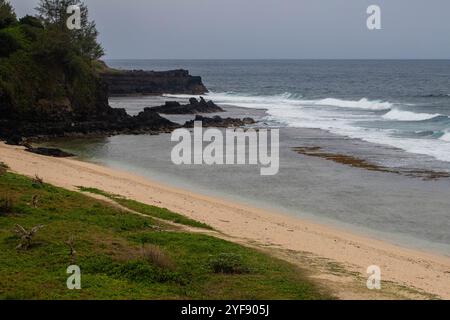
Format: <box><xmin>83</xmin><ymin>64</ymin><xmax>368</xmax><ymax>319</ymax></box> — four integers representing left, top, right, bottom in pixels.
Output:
<box><xmin>0</xmin><ymin>0</ymin><xmax>17</xmax><ymax>29</ymax></box>
<box><xmin>19</xmin><ymin>15</ymin><xmax>43</xmax><ymax>29</ymax></box>
<box><xmin>0</xmin><ymin>162</ymin><xmax>8</xmax><ymax>175</ymax></box>
<box><xmin>142</xmin><ymin>244</ymin><xmax>174</xmax><ymax>270</ymax></box>
<box><xmin>32</xmin><ymin>174</ymin><xmax>44</xmax><ymax>186</ymax></box>
<box><xmin>209</xmin><ymin>253</ymin><xmax>250</xmax><ymax>274</ymax></box>
<box><xmin>0</xmin><ymin>30</ymin><xmax>21</xmax><ymax>57</ymax></box>
<box><xmin>0</xmin><ymin>194</ymin><xmax>13</xmax><ymax>215</ymax></box>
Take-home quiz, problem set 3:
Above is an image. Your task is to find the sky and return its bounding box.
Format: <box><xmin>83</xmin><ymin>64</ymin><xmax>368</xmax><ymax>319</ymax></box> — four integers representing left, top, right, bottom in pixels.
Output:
<box><xmin>9</xmin><ymin>0</ymin><xmax>450</xmax><ymax>59</ymax></box>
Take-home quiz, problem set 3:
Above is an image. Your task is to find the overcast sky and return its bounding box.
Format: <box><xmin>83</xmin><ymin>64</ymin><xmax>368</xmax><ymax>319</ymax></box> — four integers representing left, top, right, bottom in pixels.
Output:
<box><xmin>9</xmin><ymin>0</ymin><xmax>450</xmax><ymax>59</ymax></box>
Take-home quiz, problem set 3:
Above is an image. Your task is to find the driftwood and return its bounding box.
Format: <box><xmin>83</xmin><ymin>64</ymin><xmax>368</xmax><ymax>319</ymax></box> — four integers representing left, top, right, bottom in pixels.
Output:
<box><xmin>14</xmin><ymin>224</ymin><xmax>44</xmax><ymax>250</ymax></box>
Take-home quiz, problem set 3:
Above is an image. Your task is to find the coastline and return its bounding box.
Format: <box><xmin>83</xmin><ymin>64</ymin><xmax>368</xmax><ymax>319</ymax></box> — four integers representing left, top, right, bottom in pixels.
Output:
<box><xmin>1</xmin><ymin>141</ymin><xmax>450</xmax><ymax>299</ymax></box>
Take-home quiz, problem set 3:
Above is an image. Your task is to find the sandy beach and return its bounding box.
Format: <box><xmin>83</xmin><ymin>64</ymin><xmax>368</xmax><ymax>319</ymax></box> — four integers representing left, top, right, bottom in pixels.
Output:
<box><xmin>1</xmin><ymin>141</ymin><xmax>450</xmax><ymax>299</ymax></box>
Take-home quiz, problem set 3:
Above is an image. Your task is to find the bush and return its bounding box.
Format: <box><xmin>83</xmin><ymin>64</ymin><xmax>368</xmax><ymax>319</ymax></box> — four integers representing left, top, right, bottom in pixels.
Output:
<box><xmin>19</xmin><ymin>15</ymin><xmax>43</xmax><ymax>29</ymax></box>
<box><xmin>32</xmin><ymin>174</ymin><xmax>44</xmax><ymax>186</ymax></box>
<box><xmin>0</xmin><ymin>30</ymin><xmax>21</xmax><ymax>57</ymax></box>
<box><xmin>0</xmin><ymin>194</ymin><xmax>13</xmax><ymax>215</ymax></box>
<box><xmin>142</xmin><ymin>244</ymin><xmax>174</xmax><ymax>270</ymax></box>
<box><xmin>0</xmin><ymin>0</ymin><xmax>17</xmax><ymax>29</ymax></box>
<box><xmin>209</xmin><ymin>253</ymin><xmax>250</xmax><ymax>274</ymax></box>
<box><xmin>0</xmin><ymin>162</ymin><xmax>8</xmax><ymax>175</ymax></box>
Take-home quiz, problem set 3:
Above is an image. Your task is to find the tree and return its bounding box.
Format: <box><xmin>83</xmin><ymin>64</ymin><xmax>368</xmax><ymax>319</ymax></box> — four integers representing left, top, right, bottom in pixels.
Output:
<box><xmin>19</xmin><ymin>15</ymin><xmax>44</xmax><ymax>29</ymax></box>
<box><xmin>0</xmin><ymin>0</ymin><xmax>16</xmax><ymax>29</ymax></box>
<box><xmin>36</xmin><ymin>0</ymin><xmax>104</xmax><ymax>60</ymax></box>
<box><xmin>0</xmin><ymin>30</ymin><xmax>20</xmax><ymax>57</ymax></box>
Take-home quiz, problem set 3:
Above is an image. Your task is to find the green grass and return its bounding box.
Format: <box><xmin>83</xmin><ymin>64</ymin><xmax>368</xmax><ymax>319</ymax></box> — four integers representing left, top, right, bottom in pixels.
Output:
<box><xmin>0</xmin><ymin>172</ymin><xmax>332</xmax><ymax>300</ymax></box>
<box><xmin>77</xmin><ymin>186</ymin><xmax>213</xmax><ymax>230</ymax></box>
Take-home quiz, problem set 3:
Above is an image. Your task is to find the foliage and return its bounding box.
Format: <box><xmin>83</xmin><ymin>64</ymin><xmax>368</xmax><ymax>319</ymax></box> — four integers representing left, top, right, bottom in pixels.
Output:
<box><xmin>19</xmin><ymin>15</ymin><xmax>43</xmax><ymax>29</ymax></box>
<box><xmin>77</xmin><ymin>186</ymin><xmax>213</xmax><ymax>230</ymax></box>
<box><xmin>209</xmin><ymin>253</ymin><xmax>251</xmax><ymax>274</ymax></box>
<box><xmin>0</xmin><ymin>172</ymin><xmax>331</xmax><ymax>299</ymax></box>
<box><xmin>0</xmin><ymin>0</ymin><xmax>16</xmax><ymax>29</ymax></box>
<box><xmin>0</xmin><ymin>162</ymin><xmax>8</xmax><ymax>175</ymax></box>
<box><xmin>36</xmin><ymin>0</ymin><xmax>104</xmax><ymax>60</ymax></box>
<box><xmin>141</xmin><ymin>244</ymin><xmax>175</xmax><ymax>270</ymax></box>
<box><xmin>0</xmin><ymin>30</ymin><xmax>21</xmax><ymax>57</ymax></box>
<box><xmin>0</xmin><ymin>0</ymin><xmax>105</xmax><ymax>121</ymax></box>
<box><xmin>0</xmin><ymin>194</ymin><xmax>13</xmax><ymax>215</ymax></box>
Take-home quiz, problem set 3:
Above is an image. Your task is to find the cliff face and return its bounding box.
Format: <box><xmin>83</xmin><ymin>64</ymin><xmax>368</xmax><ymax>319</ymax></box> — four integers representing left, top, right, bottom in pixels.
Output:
<box><xmin>100</xmin><ymin>69</ymin><xmax>208</xmax><ymax>96</ymax></box>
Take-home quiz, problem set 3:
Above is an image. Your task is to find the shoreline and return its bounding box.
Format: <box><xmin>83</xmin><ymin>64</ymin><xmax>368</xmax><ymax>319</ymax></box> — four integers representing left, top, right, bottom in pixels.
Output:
<box><xmin>1</xmin><ymin>141</ymin><xmax>450</xmax><ymax>299</ymax></box>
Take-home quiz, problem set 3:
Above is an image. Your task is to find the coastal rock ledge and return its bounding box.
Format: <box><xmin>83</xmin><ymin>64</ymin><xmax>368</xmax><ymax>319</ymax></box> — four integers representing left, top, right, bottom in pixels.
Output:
<box><xmin>150</xmin><ymin>97</ymin><xmax>224</xmax><ymax>114</ymax></box>
<box><xmin>100</xmin><ymin>69</ymin><xmax>208</xmax><ymax>96</ymax></box>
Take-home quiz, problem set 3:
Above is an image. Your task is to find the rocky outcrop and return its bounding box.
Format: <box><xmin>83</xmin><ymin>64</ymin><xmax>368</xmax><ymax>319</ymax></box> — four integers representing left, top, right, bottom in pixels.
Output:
<box><xmin>0</xmin><ymin>68</ymin><xmax>182</xmax><ymax>143</ymax></box>
<box><xmin>0</xmin><ymin>108</ymin><xmax>179</xmax><ymax>144</ymax></box>
<box><xmin>25</xmin><ymin>147</ymin><xmax>75</xmax><ymax>158</ymax></box>
<box><xmin>150</xmin><ymin>97</ymin><xmax>224</xmax><ymax>114</ymax></box>
<box><xmin>100</xmin><ymin>69</ymin><xmax>208</xmax><ymax>96</ymax></box>
<box><xmin>184</xmin><ymin>115</ymin><xmax>256</xmax><ymax>128</ymax></box>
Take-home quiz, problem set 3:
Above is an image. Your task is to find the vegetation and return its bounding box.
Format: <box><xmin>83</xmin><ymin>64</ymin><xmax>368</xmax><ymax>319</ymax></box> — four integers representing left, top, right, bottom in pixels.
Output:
<box><xmin>209</xmin><ymin>253</ymin><xmax>251</xmax><ymax>274</ymax></box>
<box><xmin>0</xmin><ymin>0</ymin><xmax>16</xmax><ymax>29</ymax></box>
<box><xmin>77</xmin><ymin>186</ymin><xmax>213</xmax><ymax>230</ymax></box>
<box><xmin>0</xmin><ymin>161</ymin><xmax>8</xmax><ymax>175</ymax></box>
<box><xmin>0</xmin><ymin>0</ymin><xmax>106</xmax><ymax>121</ymax></box>
<box><xmin>0</xmin><ymin>171</ymin><xmax>331</xmax><ymax>299</ymax></box>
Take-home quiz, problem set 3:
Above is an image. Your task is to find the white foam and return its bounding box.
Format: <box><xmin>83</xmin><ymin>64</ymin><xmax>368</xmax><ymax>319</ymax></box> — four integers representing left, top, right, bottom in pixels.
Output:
<box><xmin>164</xmin><ymin>93</ymin><xmax>391</xmax><ymax>111</ymax></box>
<box><xmin>382</xmin><ymin>109</ymin><xmax>441</xmax><ymax>121</ymax></box>
<box><xmin>440</xmin><ymin>131</ymin><xmax>450</xmax><ymax>142</ymax></box>
<box><xmin>311</xmin><ymin>98</ymin><xmax>392</xmax><ymax>111</ymax></box>
<box><xmin>165</xmin><ymin>92</ymin><xmax>450</xmax><ymax>162</ymax></box>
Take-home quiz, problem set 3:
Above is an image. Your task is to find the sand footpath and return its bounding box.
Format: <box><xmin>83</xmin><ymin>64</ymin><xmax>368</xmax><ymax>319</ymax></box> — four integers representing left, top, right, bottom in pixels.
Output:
<box><xmin>1</xmin><ymin>142</ymin><xmax>449</xmax><ymax>299</ymax></box>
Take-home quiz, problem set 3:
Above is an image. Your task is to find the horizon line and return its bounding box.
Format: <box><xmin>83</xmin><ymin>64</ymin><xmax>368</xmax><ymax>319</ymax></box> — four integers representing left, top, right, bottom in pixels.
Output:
<box><xmin>104</xmin><ymin>58</ymin><xmax>450</xmax><ymax>61</ymax></box>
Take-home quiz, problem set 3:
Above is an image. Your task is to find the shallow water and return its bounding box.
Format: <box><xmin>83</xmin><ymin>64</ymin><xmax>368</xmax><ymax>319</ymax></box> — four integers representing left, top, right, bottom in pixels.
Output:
<box><xmin>108</xmin><ymin>59</ymin><xmax>450</xmax><ymax>164</ymax></box>
<box><xmin>42</xmin><ymin>60</ymin><xmax>450</xmax><ymax>255</ymax></box>
<box><xmin>43</xmin><ymin>105</ymin><xmax>450</xmax><ymax>256</ymax></box>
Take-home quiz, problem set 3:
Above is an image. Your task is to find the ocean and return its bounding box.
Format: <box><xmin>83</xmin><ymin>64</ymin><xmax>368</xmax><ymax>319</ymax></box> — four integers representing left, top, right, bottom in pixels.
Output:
<box><xmin>107</xmin><ymin>59</ymin><xmax>450</xmax><ymax>164</ymax></box>
<box><xmin>43</xmin><ymin>60</ymin><xmax>450</xmax><ymax>255</ymax></box>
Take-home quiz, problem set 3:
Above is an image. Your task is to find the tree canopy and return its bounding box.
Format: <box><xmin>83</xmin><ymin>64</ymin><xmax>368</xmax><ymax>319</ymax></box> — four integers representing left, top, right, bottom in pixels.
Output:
<box><xmin>36</xmin><ymin>0</ymin><xmax>104</xmax><ymax>60</ymax></box>
<box><xmin>0</xmin><ymin>0</ymin><xmax>107</xmax><ymax>121</ymax></box>
<box><xmin>0</xmin><ymin>0</ymin><xmax>16</xmax><ymax>29</ymax></box>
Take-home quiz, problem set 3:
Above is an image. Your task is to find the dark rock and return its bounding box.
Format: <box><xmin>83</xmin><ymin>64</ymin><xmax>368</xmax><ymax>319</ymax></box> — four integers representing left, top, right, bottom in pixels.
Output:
<box><xmin>150</xmin><ymin>97</ymin><xmax>224</xmax><ymax>114</ymax></box>
<box><xmin>5</xmin><ymin>134</ymin><xmax>23</xmax><ymax>145</ymax></box>
<box><xmin>0</xmin><ymin>67</ymin><xmax>205</xmax><ymax>142</ymax></box>
<box><xmin>25</xmin><ymin>147</ymin><xmax>75</xmax><ymax>158</ymax></box>
<box><xmin>133</xmin><ymin>108</ymin><xmax>179</xmax><ymax>131</ymax></box>
<box><xmin>0</xmin><ymin>109</ymin><xmax>180</xmax><ymax>143</ymax></box>
<box><xmin>184</xmin><ymin>115</ymin><xmax>256</xmax><ymax>128</ymax></box>
<box><xmin>100</xmin><ymin>69</ymin><xmax>208</xmax><ymax>96</ymax></box>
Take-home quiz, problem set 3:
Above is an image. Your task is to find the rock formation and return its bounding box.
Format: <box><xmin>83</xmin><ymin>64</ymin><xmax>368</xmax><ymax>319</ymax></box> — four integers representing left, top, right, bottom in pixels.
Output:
<box><xmin>100</xmin><ymin>69</ymin><xmax>208</xmax><ymax>96</ymax></box>
<box><xmin>150</xmin><ymin>97</ymin><xmax>224</xmax><ymax>114</ymax></box>
<box><xmin>184</xmin><ymin>115</ymin><xmax>256</xmax><ymax>128</ymax></box>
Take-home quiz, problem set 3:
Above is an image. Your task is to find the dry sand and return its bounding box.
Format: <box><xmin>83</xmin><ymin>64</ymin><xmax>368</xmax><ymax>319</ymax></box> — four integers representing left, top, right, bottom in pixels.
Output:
<box><xmin>1</xmin><ymin>142</ymin><xmax>449</xmax><ymax>299</ymax></box>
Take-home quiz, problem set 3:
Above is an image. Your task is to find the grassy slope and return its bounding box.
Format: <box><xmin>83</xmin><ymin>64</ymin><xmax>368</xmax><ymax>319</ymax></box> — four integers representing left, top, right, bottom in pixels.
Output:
<box><xmin>77</xmin><ymin>186</ymin><xmax>213</xmax><ymax>230</ymax></box>
<box><xmin>0</xmin><ymin>170</ymin><xmax>331</xmax><ymax>300</ymax></box>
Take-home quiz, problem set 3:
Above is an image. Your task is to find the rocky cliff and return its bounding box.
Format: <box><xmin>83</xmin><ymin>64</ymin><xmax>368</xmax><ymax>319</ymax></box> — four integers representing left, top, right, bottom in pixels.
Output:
<box><xmin>100</xmin><ymin>69</ymin><xmax>208</xmax><ymax>96</ymax></box>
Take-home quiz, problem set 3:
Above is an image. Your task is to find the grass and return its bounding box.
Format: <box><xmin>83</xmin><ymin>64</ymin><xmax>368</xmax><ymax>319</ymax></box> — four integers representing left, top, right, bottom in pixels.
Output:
<box><xmin>77</xmin><ymin>186</ymin><xmax>213</xmax><ymax>230</ymax></box>
<box><xmin>0</xmin><ymin>171</ymin><xmax>332</xmax><ymax>300</ymax></box>
<box><xmin>209</xmin><ymin>253</ymin><xmax>250</xmax><ymax>274</ymax></box>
